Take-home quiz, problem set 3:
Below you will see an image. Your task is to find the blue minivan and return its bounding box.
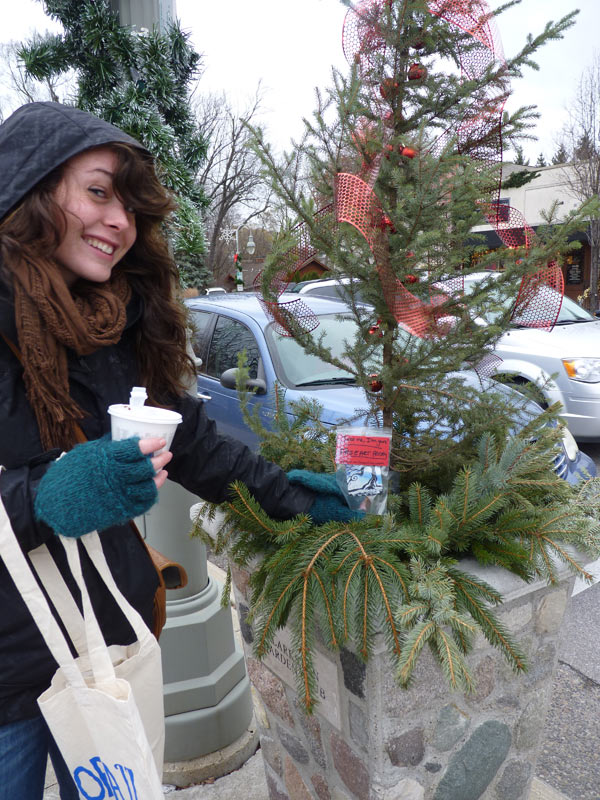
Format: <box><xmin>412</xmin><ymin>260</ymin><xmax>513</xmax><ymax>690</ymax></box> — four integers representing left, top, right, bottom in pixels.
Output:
<box><xmin>185</xmin><ymin>292</ymin><xmax>595</xmax><ymax>484</ymax></box>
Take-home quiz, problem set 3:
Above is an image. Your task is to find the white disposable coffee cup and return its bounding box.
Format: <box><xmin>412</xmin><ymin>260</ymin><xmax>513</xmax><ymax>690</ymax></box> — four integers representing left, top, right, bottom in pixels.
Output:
<box><xmin>108</xmin><ymin>403</ymin><xmax>182</xmax><ymax>454</ymax></box>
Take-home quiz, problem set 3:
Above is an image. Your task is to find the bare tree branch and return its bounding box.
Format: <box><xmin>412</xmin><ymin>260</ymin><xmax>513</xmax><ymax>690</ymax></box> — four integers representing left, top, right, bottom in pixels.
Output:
<box><xmin>557</xmin><ymin>53</ymin><xmax>600</xmax><ymax>310</ymax></box>
<box><xmin>192</xmin><ymin>86</ymin><xmax>273</xmax><ymax>280</ymax></box>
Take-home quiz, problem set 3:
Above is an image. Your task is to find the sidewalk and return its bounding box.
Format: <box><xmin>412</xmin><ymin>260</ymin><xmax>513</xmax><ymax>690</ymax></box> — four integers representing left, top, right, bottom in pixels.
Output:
<box><xmin>44</xmin><ymin>560</ymin><xmax>591</xmax><ymax>800</ymax></box>
<box><xmin>43</xmin><ymin>742</ymin><xmax>569</xmax><ymax>800</ymax></box>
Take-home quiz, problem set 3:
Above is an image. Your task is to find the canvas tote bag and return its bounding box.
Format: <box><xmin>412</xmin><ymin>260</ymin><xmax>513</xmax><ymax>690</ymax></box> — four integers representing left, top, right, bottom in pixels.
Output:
<box><xmin>0</xmin><ymin>497</ymin><xmax>165</xmax><ymax>799</ymax></box>
<box><xmin>29</xmin><ymin>534</ymin><xmax>166</xmax><ymax>775</ymax></box>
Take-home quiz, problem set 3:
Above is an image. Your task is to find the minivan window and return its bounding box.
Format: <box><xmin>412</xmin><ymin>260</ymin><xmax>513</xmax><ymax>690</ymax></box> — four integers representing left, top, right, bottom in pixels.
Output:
<box><xmin>265</xmin><ymin>313</ymin><xmax>379</xmax><ymax>386</ymax></box>
<box><xmin>188</xmin><ymin>309</ymin><xmax>214</xmax><ymax>359</ymax></box>
<box><xmin>206</xmin><ymin>316</ymin><xmax>260</xmax><ymax>379</ymax></box>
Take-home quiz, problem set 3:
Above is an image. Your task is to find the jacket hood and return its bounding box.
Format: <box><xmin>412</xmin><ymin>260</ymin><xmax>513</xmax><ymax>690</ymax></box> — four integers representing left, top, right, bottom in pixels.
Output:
<box><xmin>0</xmin><ymin>102</ymin><xmax>148</xmax><ymax>221</ymax></box>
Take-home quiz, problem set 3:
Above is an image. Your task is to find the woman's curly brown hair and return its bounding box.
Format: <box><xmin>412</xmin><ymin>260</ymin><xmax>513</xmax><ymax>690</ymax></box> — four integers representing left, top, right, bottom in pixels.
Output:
<box><xmin>0</xmin><ymin>141</ymin><xmax>196</xmax><ymax>404</ymax></box>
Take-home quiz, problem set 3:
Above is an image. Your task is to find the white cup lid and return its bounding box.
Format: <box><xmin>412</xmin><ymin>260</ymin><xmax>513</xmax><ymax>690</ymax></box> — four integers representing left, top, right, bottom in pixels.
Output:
<box><xmin>108</xmin><ymin>404</ymin><xmax>182</xmax><ymax>424</ymax></box>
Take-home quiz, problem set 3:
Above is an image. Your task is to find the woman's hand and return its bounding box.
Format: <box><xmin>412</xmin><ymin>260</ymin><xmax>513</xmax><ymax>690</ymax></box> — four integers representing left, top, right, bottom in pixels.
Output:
<box><xmin>138</xmin><ymin>437</ymin><xmax>173</xmax><ymax>489</ymax></box>
<box><xmin>34</xmin><ymin>436</ymin><xmax>165</xmax><ymax>538</ymax></box>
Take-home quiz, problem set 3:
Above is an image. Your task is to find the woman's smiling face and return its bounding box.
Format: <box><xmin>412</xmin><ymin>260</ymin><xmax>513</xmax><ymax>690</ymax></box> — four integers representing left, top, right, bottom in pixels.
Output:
<box><xmin>53</xmin><ymin>147</ymin><xmax>137</xmax><ymax>286</ymax></box>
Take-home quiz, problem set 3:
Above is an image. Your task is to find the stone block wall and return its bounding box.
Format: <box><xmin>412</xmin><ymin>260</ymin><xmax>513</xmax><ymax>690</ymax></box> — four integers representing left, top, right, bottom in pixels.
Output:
<box><xmin>229</xmin><ymin>557</ymin><xmax>575</xmax><ymax>800</ymax></box>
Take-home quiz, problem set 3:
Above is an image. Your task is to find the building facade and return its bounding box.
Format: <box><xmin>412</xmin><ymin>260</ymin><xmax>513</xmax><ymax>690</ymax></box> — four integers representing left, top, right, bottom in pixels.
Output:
<box><xmin>472</xmin><ymin>162</ymin><xmax>591</xmax><ymax>302</ymax></box>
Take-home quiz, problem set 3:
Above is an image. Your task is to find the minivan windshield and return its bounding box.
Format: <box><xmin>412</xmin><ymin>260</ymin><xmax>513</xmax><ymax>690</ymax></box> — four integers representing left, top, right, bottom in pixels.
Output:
<box><xmin>265</xmin><ymin>313</ymin><xmax>375</xmax><ymax>387</ymax></box>
<box><xmin>463</xmin><ymin>278</ymin><xmax>594</xmax><ymax>326</ymax></box>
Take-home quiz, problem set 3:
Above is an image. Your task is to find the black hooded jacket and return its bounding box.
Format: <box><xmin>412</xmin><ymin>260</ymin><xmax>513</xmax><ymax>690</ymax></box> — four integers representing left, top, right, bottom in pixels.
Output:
<box><xmin>0</xmin><ymin>102</ymin><xmax>314</xmax><ymax>725</ymax></box>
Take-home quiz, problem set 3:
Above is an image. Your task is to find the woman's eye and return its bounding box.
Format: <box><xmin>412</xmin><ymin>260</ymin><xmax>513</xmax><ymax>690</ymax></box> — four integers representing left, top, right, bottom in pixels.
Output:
<box><xmin>89</xmin><ymin>187</ymin><xmax>107</xmax><ymax>198</ymax></box>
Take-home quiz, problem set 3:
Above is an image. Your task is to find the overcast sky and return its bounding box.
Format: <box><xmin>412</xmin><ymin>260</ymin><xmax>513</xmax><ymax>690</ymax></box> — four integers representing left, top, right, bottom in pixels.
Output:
<box><xmin>2</xmin><ymin>0</ymin><xmax>598</xmax><ymax>162</ymax></box>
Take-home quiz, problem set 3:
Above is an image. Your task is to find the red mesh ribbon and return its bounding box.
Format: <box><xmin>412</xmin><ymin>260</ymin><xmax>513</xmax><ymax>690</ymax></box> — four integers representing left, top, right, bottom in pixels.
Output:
<box><xmin>339</xmin><ymin>0</ymin><xmax>563</xmax><ymax>331</ymax></box>
<box><xmin>426</xmin><ymin>0</ymin><xmax>563</xmax><ymax>328</ymax></box>
<box><xmin>254</xmin><ymin>206</ymin><xmax>335</xmax><ymax>336</ymax></box>
<box><xmin>336</xmin><ymin>173</ymin><xmax>455</xmax><ymax>337</ymax></box>
<box><xmin>258</xmin><ymin>0</ymin><xmax>563</xmax><ymax>337</ymax></box>
<box><xmin>342</xmin><ymin>0</ymin><xmax>387</xmax><ymax>84</ymax></box>
<box><xmin>472</xmin><ymin>353</ymin><xmax>503</xmax><ymax>384</ymax></box>
<box><xmin>512</xmin><ymin>264</ymin><xmax>564</xmax><ymax>328</ymax></box>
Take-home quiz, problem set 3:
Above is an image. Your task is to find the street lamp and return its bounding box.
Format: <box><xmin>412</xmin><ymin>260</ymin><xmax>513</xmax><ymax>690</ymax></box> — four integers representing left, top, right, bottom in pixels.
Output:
<box><xmin>220</xmin><ymin>226</ymin><xmax>256</xmax><ymax>292</ymax></box>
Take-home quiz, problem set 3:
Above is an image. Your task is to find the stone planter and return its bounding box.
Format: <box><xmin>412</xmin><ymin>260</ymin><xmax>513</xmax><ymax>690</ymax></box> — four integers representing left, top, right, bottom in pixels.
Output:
<box><xmin>229</xmin><ymin>555</ymin><xmax>576</xmax><ymax>800</ymax></box>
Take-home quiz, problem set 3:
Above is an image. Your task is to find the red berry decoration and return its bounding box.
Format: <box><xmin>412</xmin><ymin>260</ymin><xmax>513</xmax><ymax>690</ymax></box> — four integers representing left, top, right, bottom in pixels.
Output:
<box><xmin>408</xmin><ymin>63</ymin><xmax>427</xmax><ymax>80</ymax></box>
<box><xmin>378</xmin><ymin>215</ymin><xmax>396</xmax><ymax>233</ymax></box>
<box><xmin>405</xmin><ymin>274</ymin><xmax>418</xmax><ymax>284</ymax></box>
<box><xmin>399</xmin><ymin>146</ymin><xmax>418</xmax><ymax>158</ymax></box>
<box><xmin>369</xmin><ymin>319</ymin><xmax>384</xmax><ymax>337</ymax></box>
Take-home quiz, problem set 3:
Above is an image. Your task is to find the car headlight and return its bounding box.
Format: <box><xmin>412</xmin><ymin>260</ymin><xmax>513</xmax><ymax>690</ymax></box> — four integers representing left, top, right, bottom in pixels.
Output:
<box><xmin>562</xmin><ymin>358</ymin><xmax>600</xmax><ymax>383</ymax></box>
<box><xmin>561</xmin><ymin>425</ymin><xmax>579</xmax><ymax>461</ymax></box>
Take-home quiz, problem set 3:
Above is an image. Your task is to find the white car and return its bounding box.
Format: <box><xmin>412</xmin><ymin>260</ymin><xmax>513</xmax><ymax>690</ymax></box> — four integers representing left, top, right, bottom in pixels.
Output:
<box><xmin>454</xmin><ymin>271</ymin><xmax>600</xmax><ymax>442</ymax></box>
<box><xmin>290</xmin><ymin>272</ymin><xmax>600</xmax><ymax>442</ymax></box>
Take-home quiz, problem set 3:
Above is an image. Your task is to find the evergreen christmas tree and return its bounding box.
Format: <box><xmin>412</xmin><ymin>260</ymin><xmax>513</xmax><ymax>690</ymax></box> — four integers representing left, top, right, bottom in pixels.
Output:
<box><xmin>195</xmin><ymin>0</ymin><xmax>600</xmax><ymax>706</ymax></box>
<box><xmin>249</xmin><ymin>0</ymin><xmax>591</xmax><ymax>490</ymax></box>
<box><xmin>19</xmin><ymin>0</ymin><xmax>210</xmax><ymax>289</ymax></box>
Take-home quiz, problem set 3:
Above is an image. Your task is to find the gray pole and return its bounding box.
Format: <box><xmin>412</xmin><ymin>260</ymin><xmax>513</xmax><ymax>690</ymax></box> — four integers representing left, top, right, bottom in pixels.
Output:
<box><xmin>137</xmin><ymin>482</ymin><xmax>253</xmax><ymax>763</ymax></box>
<box><xmin>109</xmin><ymin>0</ymin><xmax>174</xmax><ymax>32</ymax></box>
<box><xmin>114</xmin><ymin>0</ymin><xmax>254</xmax><ymax>765</ymax></box>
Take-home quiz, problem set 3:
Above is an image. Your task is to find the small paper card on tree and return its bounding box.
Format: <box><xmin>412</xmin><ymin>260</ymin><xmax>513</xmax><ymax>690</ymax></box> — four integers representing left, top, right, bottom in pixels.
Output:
<box><xmin>335</xmin><ymin>432</ymin><xmax>391</xmax><ymax>467</ymax></box>
<box><xmin>335</xmin><ymin>427</ymin><xmax>392</xmax><ymax>513</ymax></box>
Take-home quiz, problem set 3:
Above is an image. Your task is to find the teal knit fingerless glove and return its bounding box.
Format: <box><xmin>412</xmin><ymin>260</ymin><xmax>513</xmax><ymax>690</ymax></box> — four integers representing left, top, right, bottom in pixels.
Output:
<box><xmin>34</xmin><ymin>436</ymin><xmax>157</xmax><ymax>538</ymax></box>
<box><xmin>287</xmin><ymin>469</ymin><xmax>363</xmax><ymax>525</ymax></box>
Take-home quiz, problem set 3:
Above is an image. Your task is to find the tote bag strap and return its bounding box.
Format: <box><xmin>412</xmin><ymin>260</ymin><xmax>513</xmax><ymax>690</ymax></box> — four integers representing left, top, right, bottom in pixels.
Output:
<box><xmin>29</xmin><ymin>544</ymin><xmax>88</xmax><ymax>654</ymax></box>
<box><xmin>60</xmin><ymin>536</ymin><xmax>118</xmax><ymax>687</ymax></box>
<box><xmin>31</xmin><ymin>534</ymin><xmax>156</xmax><ymax>655</ymax></box>
<box><xmin>38</xmin><ymin>532</ymin><xmax>154</xmax><ymax>652</ymax></box>
<box><xmin>79</xmin><ymin>532</ymin><xmax>153</xmax><ymax>645</ymax></box>
<box><xmin>0</xmin><ymin>484</ymin><xmax>85</xmax><ymax>688</ymax></box>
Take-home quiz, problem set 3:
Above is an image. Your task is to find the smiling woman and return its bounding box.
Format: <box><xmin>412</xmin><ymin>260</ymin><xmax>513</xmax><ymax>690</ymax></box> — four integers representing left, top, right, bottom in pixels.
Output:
<box><xmin>53</xmin><ymin>148</ymin><xmax>137</xmax><ymax>286</ymax></box>
<box><xmin>0</xmin><ymin>102</ymin><xmax>361</xmax><ymax>800</ymax></box>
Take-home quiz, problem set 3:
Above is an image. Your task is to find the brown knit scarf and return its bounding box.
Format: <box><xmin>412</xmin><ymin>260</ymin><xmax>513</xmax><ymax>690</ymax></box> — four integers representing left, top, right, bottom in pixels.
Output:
<box><xmin>11</xmin><ymin>257</ymin><xmax>131</xmax><ymax>451</ymax></box>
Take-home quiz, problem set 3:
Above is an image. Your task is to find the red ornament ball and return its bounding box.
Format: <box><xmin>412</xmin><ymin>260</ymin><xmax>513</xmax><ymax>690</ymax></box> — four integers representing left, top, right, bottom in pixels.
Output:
<box><xmin>405</xmin><ymin>274</ymin><xmax>418</xmax><ymax>284</ymax></box>
<box><xmin>408</xmin><ymin>63</ymin><xmax>427</xmax><ymax>80</ymax></box>
<box><xmin>369</xmin><ymin>375</ymin><xmax>383</xmax><ymax>392</ymax></box>
<box><xmin>369</xmin><ymin>319</ymin><xmax>384</xmax><ymax>337</ymax></box>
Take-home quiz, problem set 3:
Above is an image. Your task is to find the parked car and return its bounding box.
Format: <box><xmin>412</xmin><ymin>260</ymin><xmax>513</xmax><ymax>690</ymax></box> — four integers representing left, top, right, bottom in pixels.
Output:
<box><xmin>288</xmin><ymin>276</ymin><xmax>359</xmax><ymax>300</ymax></box>
<box><xmin>292</xmin><ymin>272</ymin><xmax>600</xmax><ymax>443</ymax></box>
<box><xmin>448</xmin><ymin>271</ymin><xmax>600</xmax><ymax>443</ymax></box>
<box><xmin>185</xmin><ymin>292</ymin><xmax>595</xmax><ymax>485</ymax></box>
